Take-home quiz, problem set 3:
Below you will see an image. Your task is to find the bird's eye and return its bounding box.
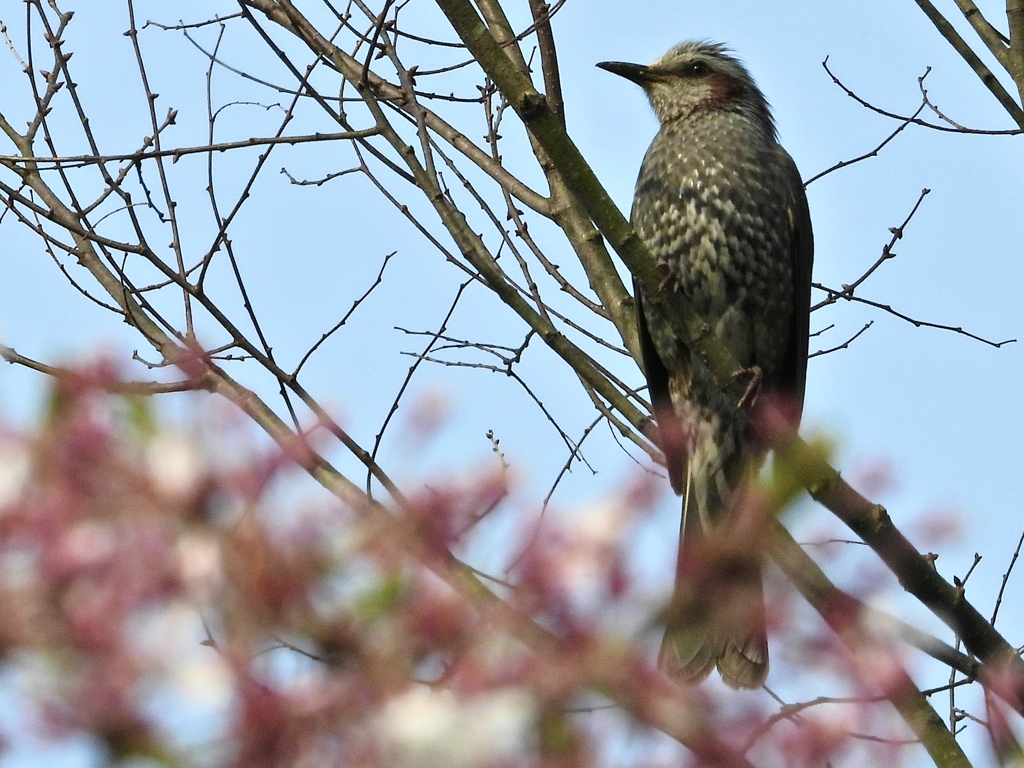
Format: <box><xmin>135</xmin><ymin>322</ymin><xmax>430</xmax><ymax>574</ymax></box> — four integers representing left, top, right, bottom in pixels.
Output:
<box><xmin>683</xmin><ymin>61</ymin><xmax>710</xmax><ymax>77</ymax></box>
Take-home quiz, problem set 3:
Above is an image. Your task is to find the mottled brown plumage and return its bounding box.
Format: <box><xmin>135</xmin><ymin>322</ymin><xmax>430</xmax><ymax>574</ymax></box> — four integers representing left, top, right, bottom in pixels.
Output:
<box><xmin>599</xmin><ymin>42</ymin><xmax>813</xmax><ymax>689</ymax></box>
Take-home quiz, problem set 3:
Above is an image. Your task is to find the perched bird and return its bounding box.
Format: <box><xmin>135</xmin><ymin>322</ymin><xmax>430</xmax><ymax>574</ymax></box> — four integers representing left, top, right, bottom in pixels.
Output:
<box><xmin>598</xmin><ymin>42</ymin><xmax>813</xmax><ymax>689</ymax></box>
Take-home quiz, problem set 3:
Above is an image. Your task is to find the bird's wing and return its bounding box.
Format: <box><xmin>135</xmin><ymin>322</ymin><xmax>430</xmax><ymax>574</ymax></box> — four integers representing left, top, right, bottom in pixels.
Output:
<box><xmin>634</xmin><ymin>281</ymin><xmax>689</xmax><ymax>495</ymax></box>
<box><xmin>778</xmin><ymin>150</ymin><xmax>814</xmax><ymax>416</ymax></box>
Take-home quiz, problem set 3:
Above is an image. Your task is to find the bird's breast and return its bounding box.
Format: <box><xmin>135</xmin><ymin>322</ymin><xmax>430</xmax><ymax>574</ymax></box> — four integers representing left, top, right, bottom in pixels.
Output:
<box><xmin>631</xmin><ymin>115</ymin><xmax>796</xmax><ymax>378</ymax></box>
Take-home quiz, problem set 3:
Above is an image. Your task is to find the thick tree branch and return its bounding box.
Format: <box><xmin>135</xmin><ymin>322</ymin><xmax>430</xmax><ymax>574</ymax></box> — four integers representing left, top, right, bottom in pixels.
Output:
<box><xmin>770</xmin><ymin>523</ymin><xmax>973</xmax><ymax>768</ymax></box>
<box><xmin>1009</xmin><ymin>0</ymin><xmax>1024</xmax><ymax>102</ymax></box>
<box><xmin>913</xmin><ymin>0</ymin><xmax>1024</xmax><ymax>127</ymax></box>
<box><xmin>953</xmin><ymin>0</ymin><xmax>1011</xmax><ymax>68</ymax></box>
<box><xmin>767</xmin><ymin>417</ymin><xmax>1024</xmax><ymax>715</ymax></box>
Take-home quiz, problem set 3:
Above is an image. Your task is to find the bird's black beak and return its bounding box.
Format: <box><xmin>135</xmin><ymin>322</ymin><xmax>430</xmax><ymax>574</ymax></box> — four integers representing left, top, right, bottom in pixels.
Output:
<box><xmin>596</xmin><ymin>60</ymin><xmax>653</xmax><ymax>86</ymax></box>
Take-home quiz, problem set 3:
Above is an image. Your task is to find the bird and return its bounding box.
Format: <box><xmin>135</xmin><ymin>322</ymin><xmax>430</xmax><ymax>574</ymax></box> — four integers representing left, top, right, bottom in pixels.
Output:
<box><xmin>598</xmin><ymin>42</ymin><xmax>813</xmax><ymax>689</ymax></box>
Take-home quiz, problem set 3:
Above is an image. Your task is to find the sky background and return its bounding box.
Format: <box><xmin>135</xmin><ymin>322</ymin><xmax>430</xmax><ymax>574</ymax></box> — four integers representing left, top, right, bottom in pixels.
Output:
<box><xmin>1</xmin><ymin>1</ymin><xmax>1023</xmax><ymax>765</ymax></box>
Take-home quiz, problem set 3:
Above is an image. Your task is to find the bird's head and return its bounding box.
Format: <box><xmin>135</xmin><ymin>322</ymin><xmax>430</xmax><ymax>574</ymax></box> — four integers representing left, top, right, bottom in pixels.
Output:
<box><xmin>598</xmin><ymin>41</ymin><xmax>775</xmax><ymax>138</ymax></box>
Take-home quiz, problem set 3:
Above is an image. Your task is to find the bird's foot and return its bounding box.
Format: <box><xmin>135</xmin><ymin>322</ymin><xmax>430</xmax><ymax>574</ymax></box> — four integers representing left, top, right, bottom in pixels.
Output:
<box><xmin>733</xmin><ymin>365</ymin><xmax>763</xmax><ymax>411</ymax></box>
<box><xmin>656</xmin><ymin>262</ymin><xmax>682</xmax><ymax>293</ymax></box>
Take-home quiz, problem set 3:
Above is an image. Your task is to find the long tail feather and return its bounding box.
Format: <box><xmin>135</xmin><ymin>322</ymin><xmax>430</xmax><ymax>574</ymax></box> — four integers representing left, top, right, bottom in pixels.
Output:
<box><xmin>658</xmin><ymin>415</ymin><xmax>768</xmax><ymax>689</ymax></box>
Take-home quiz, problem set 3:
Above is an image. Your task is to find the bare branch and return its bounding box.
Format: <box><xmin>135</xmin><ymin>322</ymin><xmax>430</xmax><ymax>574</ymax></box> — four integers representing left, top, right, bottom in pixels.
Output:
<box><xmin>823</xmin><ymin>57</ymin><xmax>1021</xmax><ymax>134</ymax></box>
<box><xmin>0</xmin><ymin>129</ymin><xmax>381</xmax><ymax>168</ymax></box>
<box><xmin>0</xmin><ymin>343</ymin><xmax>213</xmax><ymax>394</ymax></box>
<box><xmin>991</xmin><ymin>524</ymin><xmax>1024</xmax><ymax>626</ymax></box>
<box><xmin>952</xmin><ymin>0</ymin><xmax>1011</xmax><ymax>65</ymax></box>
<box><xmin>805</xmin><ymin>96</ymin><xmax>926</xmax><ymax>185</ymax></box>
<box><xmin>809</xmin><ymin>321</ymin><xmax>874</xmax><ymax>358</ymax></box>
<box><xmin>912</xmin><ymin>0</ymin><xmax>1024</xmax><ymax>128</ymax></box>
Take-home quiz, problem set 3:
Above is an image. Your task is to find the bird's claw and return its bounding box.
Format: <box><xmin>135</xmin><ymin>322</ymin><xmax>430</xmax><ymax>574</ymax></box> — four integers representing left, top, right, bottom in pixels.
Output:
<box><xmin>656</xmin><ymin>263</ymin><xmax>679</xmax><ymax>293</ymax></box>
<box><xmin>734</xmin><ymin>365</ymin><xmax>763</xmax><ymax>411</ymax></box>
